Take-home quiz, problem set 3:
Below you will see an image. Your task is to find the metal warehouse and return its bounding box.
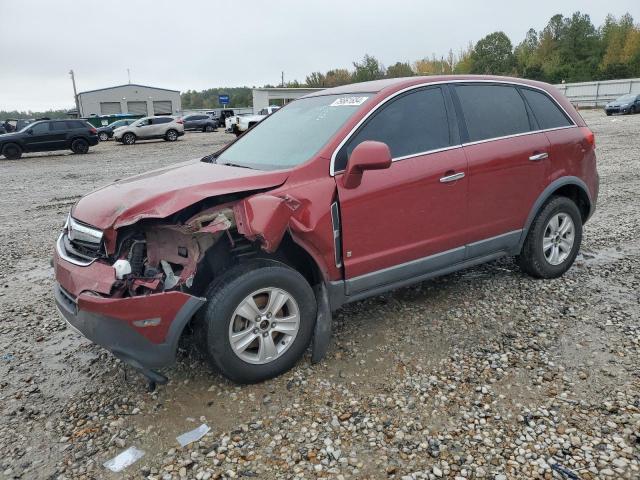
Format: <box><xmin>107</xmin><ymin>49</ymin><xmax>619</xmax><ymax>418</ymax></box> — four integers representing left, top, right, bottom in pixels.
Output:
<box><xmin>76</xmin><ymin>84</ymin><xmax>181</xmax><ymax>117</ymax></box>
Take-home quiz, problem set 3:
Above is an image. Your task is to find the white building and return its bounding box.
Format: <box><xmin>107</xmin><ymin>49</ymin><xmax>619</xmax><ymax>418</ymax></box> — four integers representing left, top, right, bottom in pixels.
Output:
<box><xmin>77</xmin><ymin>84</ymin><xmax>181</xmax><ymax>117</ymax></box>
<box><xmin>251</xmin><ymin>87</ymin><xmax>323</xmax><ymax>112</ymax></box>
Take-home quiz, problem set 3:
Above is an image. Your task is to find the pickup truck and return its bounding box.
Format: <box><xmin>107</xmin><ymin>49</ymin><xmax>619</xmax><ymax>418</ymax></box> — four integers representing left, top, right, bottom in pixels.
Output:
<box><xmin>225</xmin><ymin>106</ymin><xmax>279</xmax><ymax>136</ymax></box>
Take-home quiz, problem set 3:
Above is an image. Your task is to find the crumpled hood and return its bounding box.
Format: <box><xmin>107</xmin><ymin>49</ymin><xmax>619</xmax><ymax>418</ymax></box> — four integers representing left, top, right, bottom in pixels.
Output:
<box><xmin>72</xmin><ymin>160</ymin><xmax>289</xmax><ymax>230</ymax></box>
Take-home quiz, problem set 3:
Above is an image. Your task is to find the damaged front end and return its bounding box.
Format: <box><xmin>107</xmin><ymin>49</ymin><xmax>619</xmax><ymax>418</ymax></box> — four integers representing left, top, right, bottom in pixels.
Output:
<box><xmin>53</xmin><ymin>192</ymin><xmax>311</xmax><ymax>383</ymax></box>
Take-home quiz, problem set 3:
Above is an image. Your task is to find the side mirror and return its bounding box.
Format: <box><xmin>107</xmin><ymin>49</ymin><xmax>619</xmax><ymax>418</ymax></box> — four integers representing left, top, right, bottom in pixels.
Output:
<box><xmin>342</xmin><ymin>141</ymin><xmax>392</xmax><ymax>189</ymax></box>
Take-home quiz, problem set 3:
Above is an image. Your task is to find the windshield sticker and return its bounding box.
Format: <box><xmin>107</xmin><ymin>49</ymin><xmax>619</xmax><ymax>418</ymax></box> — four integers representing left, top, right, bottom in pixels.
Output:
<box><xmin>330</xmin><ymin>96</ymin><xmax>369</xmax><ymax>107</ymax></box>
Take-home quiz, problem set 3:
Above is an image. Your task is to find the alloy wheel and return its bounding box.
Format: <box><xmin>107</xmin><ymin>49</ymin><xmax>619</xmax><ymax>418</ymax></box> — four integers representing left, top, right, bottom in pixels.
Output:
<box><xmin>228</xmin><ymin>287</ymin><xmax>300</xmax><ymax>364</ymax></box>
<box><xmin>543</xmin><ymin>212</ymin><xmax>575</xmax><ymax>265</ymax></box>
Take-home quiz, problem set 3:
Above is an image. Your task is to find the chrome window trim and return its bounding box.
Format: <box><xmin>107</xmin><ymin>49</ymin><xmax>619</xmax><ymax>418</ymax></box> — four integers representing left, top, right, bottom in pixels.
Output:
<box><xmin>329</xmin><ymin>79</ymin><xmax>577</xmax><ymax>176</ymax></box>
<box><xmin>56</xmin><ymin>233</ymin><xmax>97</xmax><ymax>267</ymax></box>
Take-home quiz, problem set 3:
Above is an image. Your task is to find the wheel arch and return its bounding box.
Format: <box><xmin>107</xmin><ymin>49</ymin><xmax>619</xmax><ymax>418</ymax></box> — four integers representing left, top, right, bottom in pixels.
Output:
<box><xmin>518</xmin><ymin>176</ymin><xmax>592</xmax><ymax>251</ymax></box>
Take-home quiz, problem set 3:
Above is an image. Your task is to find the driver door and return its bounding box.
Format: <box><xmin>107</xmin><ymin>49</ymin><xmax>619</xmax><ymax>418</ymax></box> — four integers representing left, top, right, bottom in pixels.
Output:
<box><xmin>334</xmin><ymin>86</ymin><xmax>469</xmax><ymax>294</ymax></box>
<box><xmin>24</xmin><ymin>122</ymin><xmax>54</xmax><ymax>151</ymax></box>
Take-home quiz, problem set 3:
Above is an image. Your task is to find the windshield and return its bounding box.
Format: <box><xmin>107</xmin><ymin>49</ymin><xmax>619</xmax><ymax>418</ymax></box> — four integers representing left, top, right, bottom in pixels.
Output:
<box><xmin>18</xmin><ymin>121</ymin><xmax>36</xmax><ymax>132</ymax></box>
<box><xmin>109</xmin><ymin>120</ymin><xmax>126</xmax><ymax>128</ymax></box>
<box><xmin>216</xmin><ymin>94</ymin><xmax>372</xmax><ymax>170</ymax></box>
<box><xmin>616</xmin><ymin>94</ymin><xmax>636</xmax><ymax>102</ymax></box>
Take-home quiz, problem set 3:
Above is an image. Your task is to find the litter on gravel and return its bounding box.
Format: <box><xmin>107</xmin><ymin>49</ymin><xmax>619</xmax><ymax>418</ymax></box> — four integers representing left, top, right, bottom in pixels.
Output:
<box><xmin>176</xmin><ymin>423</ymin><xmax>210</xmax><ymax>447</ymax></box>
<box><xmin>103</xmin><ymin>446</ymin><xmax>145</xmax><ymax>472</ymax></box>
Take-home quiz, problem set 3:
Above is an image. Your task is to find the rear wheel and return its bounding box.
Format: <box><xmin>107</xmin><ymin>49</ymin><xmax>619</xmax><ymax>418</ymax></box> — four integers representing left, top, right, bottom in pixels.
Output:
<box><xmin>196</xmin><ymin>260</ymin><xmax>316</xmax><ymax>383</ymax></box>
<box><xmin>517</xmin><ymin>196</ymin><xmax>583</xmax><ymax>279</ymax></box>
<box><xmin>122</xmin><ymin>133</ymin><xmax>136</xmax><ymax>145</ymax></box>
<box><xmin>165</xmin><ymin>129</ymin><xmax>178</xmax><ymax>141</ymax></box>
<box><xmin>204</xmin><ymin>125</ymin><xmax>214</xmax><ymax>132</ymax></box>
<box><xmin>71</xmin><ymin>138</ymin><xmax>89</xmax><ymax>154</ymax></box>
<box><xmin>98</xmin><ymin>132</ymin><xmax>109</xmax><ymax>142</ymax></box>
<box><xmin>2</xmin><ymin>143</ymin><xmax>22</xmax><ymax>160</ymax></box>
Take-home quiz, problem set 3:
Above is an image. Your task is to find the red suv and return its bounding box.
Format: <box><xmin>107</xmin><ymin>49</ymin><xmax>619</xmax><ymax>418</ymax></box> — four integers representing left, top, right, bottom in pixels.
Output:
<box><xmin>53</xmin><ymin>75</ymin><xmax>598</xmax><ymax>385</ymax></box>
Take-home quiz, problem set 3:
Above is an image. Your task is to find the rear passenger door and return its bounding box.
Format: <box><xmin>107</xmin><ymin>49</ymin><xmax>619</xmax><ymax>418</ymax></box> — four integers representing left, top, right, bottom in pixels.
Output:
<box><xmin>452</xmin><ymin>83</ymin><xmax>551</xmax><ymax>253</ymax></box>
<box><xmin>49</xmin><ymin>121</ymin><xmax>70</xmax><ymax>148</ymax></box>
<box><xmin>335</xmin><ymin>86</ymin><xmax>469</xmax><ymax>292</ymax></box>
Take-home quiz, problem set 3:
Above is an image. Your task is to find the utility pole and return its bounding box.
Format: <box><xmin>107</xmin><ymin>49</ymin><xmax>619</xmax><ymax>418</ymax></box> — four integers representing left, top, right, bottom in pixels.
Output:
<box><xmin>127</xmin><ymin>68</ymin><xmax>131</xmax><ymax>84</ymax></box>
<box><xmin>69</xmin><ymin>69</ymin><xmax>80</xmax><ymax>118</ymax></box>
<box><xmin>281</xmin><ymin>71</ymin><xmax>284</xmax><ymax>87</ymax></box>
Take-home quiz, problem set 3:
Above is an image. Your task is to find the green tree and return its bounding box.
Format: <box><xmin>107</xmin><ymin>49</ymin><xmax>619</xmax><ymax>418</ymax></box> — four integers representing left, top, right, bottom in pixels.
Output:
<box><xmin>352</xmin><ymin>54</ymin><xmax>385</xmax><ymax>82</ymax></box>
<box><xmin>325</xmin><ymin>69</ymin><xmax>352</xmax><ymax>87</ymax></box>
<box><xmin>386</xmin><ymin>61</ymin><xmax>414</xmax><ymax>78</ymax></box>
<box><xmin>471</xmin><ymin>31</ymin><xmax>515</xmax><ymax>75</ymax></box>
<box><xmin>305</xmin><ymin>72</ymin><xmax>326</xmax><ymax>87</ymax></box>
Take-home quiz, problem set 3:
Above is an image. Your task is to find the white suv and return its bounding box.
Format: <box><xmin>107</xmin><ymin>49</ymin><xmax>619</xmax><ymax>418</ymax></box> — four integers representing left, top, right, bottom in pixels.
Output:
<box><xmin>226</xmin><ymin>106</ymin><xmax>279</xmax><ymax>136</ymax></box>
<box><xmin>114</xmin><ymin>116</ymin><xmax>185</xmax><ymax>145</ymax></box>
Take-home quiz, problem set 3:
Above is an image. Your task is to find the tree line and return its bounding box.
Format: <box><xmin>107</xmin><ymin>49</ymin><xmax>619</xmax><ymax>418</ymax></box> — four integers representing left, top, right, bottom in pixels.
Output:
<box><xmin>302</xmin><ymin>12</ymin><xmax>640</xmax><ymax>87</ymax></box>
<box><xmin>2</xmin><ymin>11</ymin><xmax>637</xmax><ymax>117</ymax></box>
<box><xmin>179</xmin><ymin>11</ymin><xmax>639</xmax><ymax>108</ymax></box>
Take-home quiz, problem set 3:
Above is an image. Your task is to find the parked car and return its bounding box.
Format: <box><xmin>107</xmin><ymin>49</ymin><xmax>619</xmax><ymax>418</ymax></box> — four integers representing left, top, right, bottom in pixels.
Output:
<box><xmin>113</xmin><ymin>116</ymin><xmax>184</xmax><ymax>145</ymax></box>
<box><xmin>214</xmin><ymin>109</ymin><xmax>235</xmax><ymax>128</ymax></box>
<box><xmin>1</xmin><ymin>118</ymin><xmax>35</xmax><ymax>134</ymax></box>
<box><xmin>1</xmin><ymin>119</ymin><xmax>98</xmax><ymax>159</ymax></box>
<box><xmin>54</xmin><ymin>75</ymin><xmax>598</xmax><ymax>386</ymax></box>
<box><xmin>181</xmin><ymin>114</ymin><xmax>217</xmax><ymax>132</ymax></box>
<box><xmin>96</xmin><ymin>119</ymin><xmax>137</xmax><ymax>141</ymax></box>
<box><xmin>604</xmin><ymin>93</ymin><xmax>640</xmax><ymax>115</ymax></box>
<box><xmin>226</xmin><ymin>107</ymin><xmax>279</xmax><ymax>136</ymax></box>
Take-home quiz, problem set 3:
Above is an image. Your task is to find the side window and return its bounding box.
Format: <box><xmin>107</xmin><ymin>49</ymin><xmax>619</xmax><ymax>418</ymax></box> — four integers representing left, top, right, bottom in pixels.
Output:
<box><xmin>51</xmin><ymin>122</ymin><xmax>68</xmax><ymax>131</ymax></box>
<box><xmin>258</xmin><ymin>109</ymin><xmax>267</xmax><ymax>115</ymax></box>
<box><xmin>520</xmin><ymin>88</ymin><xmax>572</xmax><ymax>130</ymax></box>
<box><xmin>156</xmin><ymin>117</ymin><xmax>172</xmax><ymax>124</ymax></box>
<box><xmin>30</xmin><ymin>122</ymin><xmax>50</xmax><ymax>134</ymax></box>
<box><xmin>336</xmin><ymin>87</ymin><xmax>450</xmax><ymax>171</ymax></box>
<box><xmin>454</xmin><ymin>84</ymin><xmax>530</xmax><ymax>142</ymax></box>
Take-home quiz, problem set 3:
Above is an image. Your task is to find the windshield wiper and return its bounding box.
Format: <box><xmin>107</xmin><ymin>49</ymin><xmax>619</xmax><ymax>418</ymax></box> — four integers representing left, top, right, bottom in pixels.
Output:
<box><xmin>220</xmin><ymin>162</ymin><xmax>253</xmax><ymax>169</ymax></box>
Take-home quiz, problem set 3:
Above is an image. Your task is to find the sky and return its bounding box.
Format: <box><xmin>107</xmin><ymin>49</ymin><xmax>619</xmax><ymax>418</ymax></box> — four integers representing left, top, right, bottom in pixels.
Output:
<box><xmin>0</xmin><ymin>0</ymin><xmax>637</xmax><ymax>111</ymax></box>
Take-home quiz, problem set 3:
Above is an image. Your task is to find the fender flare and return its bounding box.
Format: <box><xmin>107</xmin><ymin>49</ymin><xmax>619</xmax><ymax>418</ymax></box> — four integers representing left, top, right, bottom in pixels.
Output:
<box><xmin>517</xmin><ymin>176</ymin><xmax>593</xmax><ymax>251</ymax></box>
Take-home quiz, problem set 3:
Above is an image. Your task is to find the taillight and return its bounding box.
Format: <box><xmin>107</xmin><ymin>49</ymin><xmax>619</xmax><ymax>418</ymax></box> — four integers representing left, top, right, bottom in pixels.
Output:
<box><xmin>89</xmin><ymin>127</ymin><xmax>97</xmax><ymax>134</ymax></box>
<box><xmin>581</xmin><ymin>127</ymin><xmax>595</xmax><ymax>149</ymax></box>
<box><xmin>176</xmin><ymin>119</ymin><xmax>184</xmax><ymax>124</ymax></box>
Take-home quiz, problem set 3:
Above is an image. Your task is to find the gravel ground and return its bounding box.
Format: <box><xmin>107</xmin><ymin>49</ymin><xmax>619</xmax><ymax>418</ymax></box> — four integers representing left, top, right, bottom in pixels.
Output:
<box><xmin>0</xmin><ymin>111</ymin><xmax>639</xmax><ymax>479</ymax></box>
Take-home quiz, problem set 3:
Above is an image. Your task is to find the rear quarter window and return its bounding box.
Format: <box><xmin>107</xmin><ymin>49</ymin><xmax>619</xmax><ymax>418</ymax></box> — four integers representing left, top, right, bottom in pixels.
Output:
<box><xmin>454</xmin><ymin>84</ymin><xmax>531</xmax><ymax>142</ymax></box>
<box><xmin>520</xmin><ymin>88</ymin><xmax>573</xmax><ymax>130</ymax></box>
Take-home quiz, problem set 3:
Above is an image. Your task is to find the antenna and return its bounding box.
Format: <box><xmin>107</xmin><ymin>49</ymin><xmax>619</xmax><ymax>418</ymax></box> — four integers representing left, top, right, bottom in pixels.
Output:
<box><xmin>69</xmin><ymin>69</ymin><xmax>80</xmax><ymax>117</ymax></box>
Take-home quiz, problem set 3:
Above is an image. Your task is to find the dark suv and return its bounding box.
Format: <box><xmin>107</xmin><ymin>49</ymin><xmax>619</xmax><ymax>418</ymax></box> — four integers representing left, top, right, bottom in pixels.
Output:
<box><xmin>1</xmin><ymin>120</ymin><xmax>98</xmax><ymax>159</ymax></box>
<box><xmin>182</xmin><ymin>114</ymin><xmax>217</xmax><ymax>132</ymax></box>
<box><xmin>54</xmin><ymin>75</ymin><xmax>598</xmax><ymax>385</ymax></box>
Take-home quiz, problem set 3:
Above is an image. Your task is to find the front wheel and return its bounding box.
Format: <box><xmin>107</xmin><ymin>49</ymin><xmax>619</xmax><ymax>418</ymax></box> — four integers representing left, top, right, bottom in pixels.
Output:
<box><xmin>98</xmin><ymin>132</ymin><xmax>109</xmax><ymax>142</ymax></box>
<box><xmin>196</xmin><ymin>260</ymin><xmax>317</xmax><ymax>383</ymax></box>
<box><xmin>71</xmin><ymin>138</ymin><xmax>89</xmax><ymax>154</ymax></box>
<box><xmin>517</xmin><ymin>196</ymin><xmax>583</xmax><ymax>279</ymax></box>
<box><xmin>165</xmin><ymin>129</ymin><xmax>178</xmax><ymax>141</ymax></box>
<box><xmin>2</xmin><ymin>143</ymin><xmax>22</xmax><ymax>160</ymax></box>
<box><xmin>204</xmin><ymin>125</ymin><xmax>214</xmax><ymax>132</ymax></box>
<box><xmin>122</xmin><ymin>133</ymin><xmax>136</xmax><ymax>145</ymax></box>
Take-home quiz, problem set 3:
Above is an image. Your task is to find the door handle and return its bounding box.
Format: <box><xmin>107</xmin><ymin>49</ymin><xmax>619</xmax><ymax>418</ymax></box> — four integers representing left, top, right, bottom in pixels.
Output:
<box><xmin>439</xmin><ymin>172</ymin><xmax>465</xmax><ymax>183</ymax></box>
<box><xmin>529</xmin><ymin>152</ymin><xmax>549</xmax><ymax>161</ymax></box>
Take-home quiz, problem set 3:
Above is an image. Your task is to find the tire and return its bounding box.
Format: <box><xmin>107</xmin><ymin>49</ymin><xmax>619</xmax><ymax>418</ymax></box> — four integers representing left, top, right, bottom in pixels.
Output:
<box><xmin>204</xmin><ymin>125</ymin><xmax>214</xmax><ymax>132</ymax></box>
<box><xmin>605</xmin><ymin>111</ymin><xmax>611</xmax><ymax>116</ymax></box>
<box><xmin>165</xmin><ymin>129</ymin><xmax>178</xmax><ymax>141</ymax></box>
<box><xmin>98</xmin><ymin>132</ymin><xmax>109</xmax><ymax>142</ymax></box>
<box><xmin>196</xmin><ymin>260</ymin><xmax>317</xmax><ymax>384</ymax></box>
<box><xmin>630</xmin><ymin>106</ymin><xmax>637</xmax><ymax>115</ymax></box>
<box><xmin>71</xmin><ymin>138</ymin><xmax>89</xmax><ymax>154</ymax></box>
<box><xmin>2</xmin><ymin>143</ymin><xmax>22</xmax><ymax>160</ymax></box>
<box><xmin>517</xmin><ymin>196</ymin><xmax>583</xmax><ymax>279</ymax></box>
<box><xmin>122</xmin><ymin>133</ymin><xmax>136</xmax><ymax>145</ymax></box>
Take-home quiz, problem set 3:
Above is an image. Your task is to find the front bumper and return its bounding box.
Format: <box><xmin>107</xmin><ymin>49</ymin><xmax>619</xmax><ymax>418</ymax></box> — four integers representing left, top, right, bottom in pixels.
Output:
<box><xmin>53</xmin><ymin>243</ymin><xmax>205</xmax><ymax>370</ymax></box>
<box><xmin>605</xmin><ymin>106</ymin><xmax>629</xmax><ymax>115</ymax></box>
<box><xmin>54</xmin><ymin>283</ymin><xmax>205</xmax><ymax>370</ymax></box>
